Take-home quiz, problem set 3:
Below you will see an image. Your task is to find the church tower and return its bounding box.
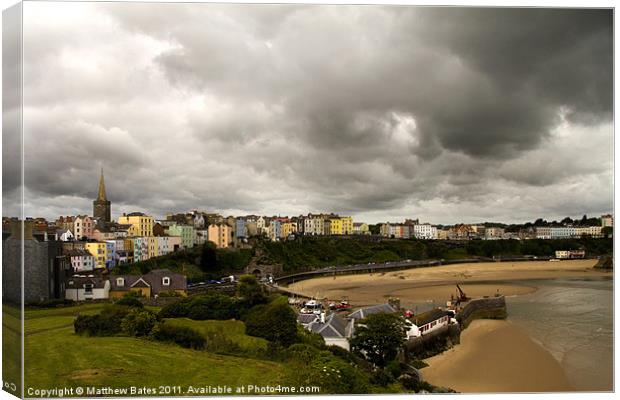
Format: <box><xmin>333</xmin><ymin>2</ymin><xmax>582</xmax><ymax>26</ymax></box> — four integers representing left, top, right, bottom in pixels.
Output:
<box><xmin>93</xmin><ymin>168</ymin><xmax>111</xmax><ymax>223</ymax></box>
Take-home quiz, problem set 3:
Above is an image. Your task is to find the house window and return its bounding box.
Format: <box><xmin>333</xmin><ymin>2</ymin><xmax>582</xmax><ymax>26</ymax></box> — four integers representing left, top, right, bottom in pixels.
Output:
<box><xmin>84</xmin><ymin>284</ymin><xmax>93</xmax><ymax>294</ymax></box>
<box><xmin>116</xmin><ymin>278</ymin><xmax>125</xmax><ymax>287</ymax></box>
<box><xmin>162</xmin><ymin>277</ymin><xmax>171</xmax><ymax>286</ymax></box>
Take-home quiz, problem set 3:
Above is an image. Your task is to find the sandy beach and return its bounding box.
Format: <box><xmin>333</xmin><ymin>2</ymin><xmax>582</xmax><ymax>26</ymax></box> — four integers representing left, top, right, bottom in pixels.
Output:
<box><xmin>286</xmin><ymin>259</ymin><xmax>608</xmax><ymax>306</ymax></box>
<box><xmin>422</xmin><ymin>319</ymin><xmax>573</xmax><ymax>393</ymax></box>
<box><xmin>284</xmin><ymin>259</ymin><xmax>612</xmax><ymax>392</ymax></box>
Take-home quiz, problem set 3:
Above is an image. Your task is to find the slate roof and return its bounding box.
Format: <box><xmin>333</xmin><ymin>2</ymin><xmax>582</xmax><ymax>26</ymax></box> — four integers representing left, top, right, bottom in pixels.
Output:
<box><xmin>143</xmin><ymin>269</ymin><xmax>187</xmax><ymax>294</ymax></box>
<box><xmin>297</xmin><ymin>313</ymin><xmax>319</xmax><ymax>325</ymax></box>
<box><xmin>109</xmin><ymin>275</ymin><xmax>143</xmax><ymax>290</ymax></box>
<box><xmin>348</xmin><ymin>303</ymin><xmax>397</xmax><ymax>320</ymax></box>
<box><xmin>66</xmin><ymin>276</ymin><xmax>108</xmax><ymax>289</ymax></box>
<box><xmin>307</xmin><ymin>313</ymin><xmax>353</xmax><ymax>338</ymax></box>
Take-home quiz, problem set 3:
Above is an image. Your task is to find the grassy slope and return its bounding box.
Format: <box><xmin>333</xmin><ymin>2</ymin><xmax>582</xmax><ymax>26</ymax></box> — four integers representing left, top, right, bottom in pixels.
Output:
<box><xmin>21</xmin><ymin>304</ymin><xmax>286</xmax><ymax>391</ymax></box>
<box><xmin>164</xmin><ymin>318</ymin><xmax>268</xmax><ymax>352</ymax></box>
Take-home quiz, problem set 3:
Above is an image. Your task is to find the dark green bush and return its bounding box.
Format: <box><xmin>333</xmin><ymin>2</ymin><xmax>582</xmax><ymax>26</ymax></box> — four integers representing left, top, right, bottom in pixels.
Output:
<box><xmin>245</xmin><ymin>302</ymin><xmax>300</xmax><ymax>347</ymax></box>
<box><xmin>157</xmin><ymin>290</ymin><xmax>184</xmax><ymax>297</ymax></box>
<box><xmin>116</xmin><ymin>295</ymin><xmax>144</xmax><ymax>308</ymax></box>
<box><xmin>370</xmin><ymin>368</ymin><xmax>394</xmax><ymax>387</ymax></box>
<box><xmin>158</xmin><ymin>298</ymin><xmax>191</xmax><ymax>318</ymax></box>
<box><xmin>74</xmin><ymin>305</ymin><xmax>131</xmax><ymax>336</ymax></box>
<box><xmin>150</xmin><ymin>323</ymin><xmax>206</xmax><ymax>350</ymax></box>
<box><xmin>158</xmin><ymin>294</ymin><xmax>237</xmax><ymax>320</ymax></box>
<box><xmin>121</xmin><ymin>309</ymin><xmax>158</xmax><ymax>337</ymax></box>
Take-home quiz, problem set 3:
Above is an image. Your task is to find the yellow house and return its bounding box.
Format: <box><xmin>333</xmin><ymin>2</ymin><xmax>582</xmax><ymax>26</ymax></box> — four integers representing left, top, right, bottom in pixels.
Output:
<box><xmin>85</xmin><ymin>242</ymin><xmax>107</xmax><ymax>269</ymax></box>
<box><xmin>341</xmin><ymin>216</ymin><xmax>353</xmax><ymax>235</ymax></box>
<box><xmin>329</xmin><ymin>218</ymin><xmax>343</xmax><ymax>235</ymax></box>
<box><xmin>281</xmin><ymin>222</ymin><xmax>297</xmax><ymax>237</ymax></box>
<box><xmin>109</xmin><ymin>276</ymin><xmax>151</xmax><ymax>299</ymax></box>
<box><xmin>118</xmin><ymin>212</ymin><xmax>154</xmax><ymax>237</ymax></box>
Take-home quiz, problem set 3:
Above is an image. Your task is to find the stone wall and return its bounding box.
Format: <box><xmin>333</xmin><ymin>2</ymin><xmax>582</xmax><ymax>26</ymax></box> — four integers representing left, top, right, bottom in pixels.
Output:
<box><xmin>456</xmin><ymin>296</ymin><xmax>507</xmax><ymax>329</ymax></box>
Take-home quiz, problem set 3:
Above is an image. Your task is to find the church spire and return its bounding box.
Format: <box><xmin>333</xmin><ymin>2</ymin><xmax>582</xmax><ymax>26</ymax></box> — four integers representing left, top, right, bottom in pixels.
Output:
<box><xmin>97</xmin><ymin>167</ymin><xmax>107</xmax><ymax>201</ymax></box>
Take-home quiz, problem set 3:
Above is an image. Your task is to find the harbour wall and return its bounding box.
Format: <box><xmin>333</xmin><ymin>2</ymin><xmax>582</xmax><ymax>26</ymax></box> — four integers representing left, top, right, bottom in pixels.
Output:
<box><xmin>456</xmin><ymin>296</ymin><xmax>507</xmax><ymax>329</ymax></box>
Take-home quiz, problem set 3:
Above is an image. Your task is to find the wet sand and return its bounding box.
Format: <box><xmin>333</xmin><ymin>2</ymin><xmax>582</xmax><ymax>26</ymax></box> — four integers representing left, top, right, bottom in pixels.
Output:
<box><xmin>422</xmin><ymin>319</ymin><xmax>573</xmax><ymax>393</ymax></box>
<box><xmin>286</xmin><ymin>259</ymin><xmax>608</xmax><ymax>306</ymax></box>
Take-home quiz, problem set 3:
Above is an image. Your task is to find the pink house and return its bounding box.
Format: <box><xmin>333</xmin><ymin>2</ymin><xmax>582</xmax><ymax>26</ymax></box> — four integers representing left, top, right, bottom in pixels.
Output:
<box><xmin>74</xmin><ymin>215</ymin><xmax>95</xmax><ymax>240</ymax></box>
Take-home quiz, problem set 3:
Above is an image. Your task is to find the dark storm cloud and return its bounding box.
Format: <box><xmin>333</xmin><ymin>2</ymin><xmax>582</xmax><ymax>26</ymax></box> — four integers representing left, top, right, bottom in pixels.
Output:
<box><xmin>14</xmin><ymin>3</ymin><xmax>613</xmax><ymax>223</ymax></box>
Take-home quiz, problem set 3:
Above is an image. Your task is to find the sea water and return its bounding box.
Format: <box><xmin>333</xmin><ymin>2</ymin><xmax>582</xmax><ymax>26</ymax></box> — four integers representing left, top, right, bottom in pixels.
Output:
<box><xmin>506</xmin><ymin>278</ymin><xmax>613</xmax><ymax>391</ymax></box>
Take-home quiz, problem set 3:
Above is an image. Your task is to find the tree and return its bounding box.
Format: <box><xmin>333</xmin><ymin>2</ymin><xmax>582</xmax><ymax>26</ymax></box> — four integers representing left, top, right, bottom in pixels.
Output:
<box><xmin>237</xmin><ymin>274</ymin><xmax>265</xmax><ymax>305</ymax></box>
<box><xmin>199</xmin><ymin>242</ymin><xmax>218</xmax><ymax>272</ymax></box>
<box><xmin>245</xmin><ymin>302</ymin><xmax>300</xmax><ymax>347</ymax></box>
<box><xmin>350</xmin><ymin>313</ymin><xmax>410</xmax><ymax>367</ymax></box>
<box><xmin>602</xmin><ymin>226</ymin><xmax>613</xmax><ymax>238</ymax></box>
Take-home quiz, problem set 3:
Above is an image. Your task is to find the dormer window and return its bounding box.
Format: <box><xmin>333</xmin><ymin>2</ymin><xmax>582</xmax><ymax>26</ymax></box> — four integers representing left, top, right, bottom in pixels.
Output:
<box><xmin>162</xmin><ymin>277</ymin><xmax>170</xmax><ymax>286</ymax></box>
<box><xmin>116</xmin><ymin>277</ymin><xmax>125</xmax><ymax>287</ymax></box>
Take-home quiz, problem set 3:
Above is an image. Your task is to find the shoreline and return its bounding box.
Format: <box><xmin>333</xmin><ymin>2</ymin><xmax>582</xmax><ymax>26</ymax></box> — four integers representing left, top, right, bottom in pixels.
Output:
<box><xmin>285</xmin><ymin>259</ymin><xmax>609</xmax><ymax>306</ymax></box>
<box><xmin>422</xmin><ymin>319</ymin><xmax>574</xmax><ymax>393</ymax></box>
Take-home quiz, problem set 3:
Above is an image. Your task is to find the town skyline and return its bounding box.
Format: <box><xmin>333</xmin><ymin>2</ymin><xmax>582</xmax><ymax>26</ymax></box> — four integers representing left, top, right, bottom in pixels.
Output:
<box><xmin>2</xmin><ymin>4</ymin><xmax>613</xmax><ymax>225</ymax></box>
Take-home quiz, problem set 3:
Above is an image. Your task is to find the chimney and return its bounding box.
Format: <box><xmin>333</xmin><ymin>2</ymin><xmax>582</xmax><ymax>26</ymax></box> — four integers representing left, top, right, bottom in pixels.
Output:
<box><xmin>9</xmin><ymin>219</ymin><xmax>34</xmax><ymax>240</ymax></box>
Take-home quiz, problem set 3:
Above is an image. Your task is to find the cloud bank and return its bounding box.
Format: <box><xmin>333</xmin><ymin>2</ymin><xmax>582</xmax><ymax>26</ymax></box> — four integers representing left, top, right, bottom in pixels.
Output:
<box><xmin>6</xmin><ymin>3</ymin><xmax>612</xmax><ymax>224</ymax></box>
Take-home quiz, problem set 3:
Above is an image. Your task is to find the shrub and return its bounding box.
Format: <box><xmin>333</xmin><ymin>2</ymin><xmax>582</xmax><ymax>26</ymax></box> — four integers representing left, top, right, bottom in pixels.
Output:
<box><xmin>244</xmin><ymin>302</ymin><xmax>300</xmax><ymax>347</ymax></box>
<box><xmin>158</xmin><ymin>294</ymin><xmax>237</xmax><ymax>320</ymax></box>
<box><xmin>237</xmin><ymin>275</ymin><xmax>266</xmax><ymax>305</ymax></box>
<box><xmin>370</xmin><ymin>368</ymin><xmax>394</xmax><ymax>387</ymax></box>
<box><xmin>121</xmin><ymin>309</ymin><xmax>158</xmax><ymax>337</ymax></box>
<box><xmin>150</xmin><ymin>323</ymin><xmax>206</xmax><ymax>350</ymax></box>
<box><xmin>285</xmin><ymin>348</ymin><xmax>370</xmax><ymax>394</ymax></box>
<box><xmin>158</xmin><ymin>298</ymin><xmax>191</xmax><ymax>318</ymax></box>
<box><xmin>186</xmin><ymin>294</ymin><xmax>236</xmax><ymax>320</ymax></box>
<box><xmin>74</xmin><ymin>305</ymin><xmax>132</xmax><ymax>336</ymax></box>
<box><xmin>157</xmin><ymin>290</ymin><xmax>184</xmax><ymax>297</ymax></box>
<box><xmin>116</xmin><ymin>295</ymin><xmax>144</xmax><ymax>308</ymax></box>
<box><xmin>286</xmin><ymin>343</ymin><xmax>322</xmax><ymax>363</ymax></box>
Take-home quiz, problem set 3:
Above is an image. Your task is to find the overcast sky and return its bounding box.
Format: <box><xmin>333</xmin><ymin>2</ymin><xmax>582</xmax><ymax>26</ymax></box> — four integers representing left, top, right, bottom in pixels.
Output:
<box><xmin>3</xmin><ymin>3</ymin><xmax>613</xmax><ymax>224</ymax></box>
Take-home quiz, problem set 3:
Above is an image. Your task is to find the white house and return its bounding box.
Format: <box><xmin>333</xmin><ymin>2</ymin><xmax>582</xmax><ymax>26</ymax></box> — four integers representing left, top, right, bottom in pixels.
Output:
<box><xmin>57</xmin><ymin>229</ymin><xmax>74</xmax><ymax>242</ymax></box>
<box><xmin>406</xmin><ymin>309</ymin><xmax>454</xmax><ymax>339</ymax></box>
<box><xmin>65</xmin><ymin>275</ymin><xmax>110</xmax><ymax>301</ymax></box>
<box><xmin>413</xmin><ymin>224</ymin><xmax>438</xmax><ymax>240</ymax></box>
<box><xmin>304</xmin><ymin>313</ymin><xmax>355</xmax><ymax>351</ymax></box>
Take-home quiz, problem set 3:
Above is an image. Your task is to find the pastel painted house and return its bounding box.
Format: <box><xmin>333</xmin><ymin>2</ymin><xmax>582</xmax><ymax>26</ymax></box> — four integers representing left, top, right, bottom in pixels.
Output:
<box><xmin>68</xmin><ymin>249</ymin><xmax>96</xmax><ymax>272</ymax></box>
<box><xmin>74</xmin><ymin>215</ymin><xmax>95</xmax><ymax>240</ymax></box>
<box><xmin>84</xmin><ymin>242</ymin><xmax>107</xmax><ymax>269</ymax></box>
<box><xmin>168</xmin><ymin>224</ymin><xmax>195</xmax><ymax>249</ymax></box>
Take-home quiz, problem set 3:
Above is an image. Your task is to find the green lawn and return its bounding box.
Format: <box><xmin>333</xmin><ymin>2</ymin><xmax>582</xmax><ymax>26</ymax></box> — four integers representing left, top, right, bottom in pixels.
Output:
<box><xmin>21</xmin><ymin>304</ymin><xmax>287</xmax><ymax>394</ymax></box>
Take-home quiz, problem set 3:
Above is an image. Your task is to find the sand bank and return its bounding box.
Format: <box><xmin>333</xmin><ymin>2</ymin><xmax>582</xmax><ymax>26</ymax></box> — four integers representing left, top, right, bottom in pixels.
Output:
<box><xmin>286</xmin><ymin>259</ymin><xmax>608</xmax><ymax>306</ymax></box>
<box><xmin>422</xmin><ymin>319</ymin><xmax>573</xmax><ymax>393</ymax></box>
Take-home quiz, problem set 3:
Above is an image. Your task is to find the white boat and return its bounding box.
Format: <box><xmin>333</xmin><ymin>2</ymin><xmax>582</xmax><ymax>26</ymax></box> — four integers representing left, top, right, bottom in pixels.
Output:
<box><xmin>300</xmin><ymin>299</ymin><xmax>323</xmax><ymax>314</ymax></box>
